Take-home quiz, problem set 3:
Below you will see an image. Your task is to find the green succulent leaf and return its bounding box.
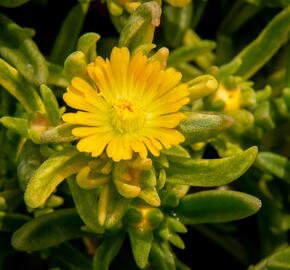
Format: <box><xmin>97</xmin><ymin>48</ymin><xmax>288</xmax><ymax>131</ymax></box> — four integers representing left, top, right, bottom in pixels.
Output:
<box><xmin>217</xmin><ymin>58</ymin><xmax>242</xmax><ymax>80</ymax></box>
<box><xmin>179</xmin><ymin>112</ymin><xmax>234</xmax><ymax>144</ymax></box>
<box><xmin>229</xmin><ymin>110</ymin><xmax>255</xmax><ymax>135</ymax></box>
<box><xmin>0</xmin><ymin>13</ymin><xmax>48</xmax><ymax>85</ymax></box>
<box><xmin>254</xmin><ymin>101</ymin><xmax>275</xmax><ymax>130</ymax></box>
<box><xmin>50</xmin><ymin>1</ymin><xmax>91</xmax><ymax>65</ymax></box>
<box><xmin>47</xmin><ymin>62</ymin><xmax>69</xmax><ymax>88</ymax></box>
<box><xmin>167</xmin><ymin>41</ymin><xmax>216</xmax><ymax>66</ymax></box>
<box><xmin>176</xmin><ymin>62</ymin><xmax>202</xmax><ymax>81</ymax></box>
<box><xmin>64</xmin><ymin>51</ymin><xmax>87</xmax><ymax>80</ymax></box>
<box><xmin>187</xmin><ymin>75</ymin><xmax>219</xmax><ymax>101</ymax></box>
<box><xmin>0</xmin><ymin>212</ymin><xmax>31</xmax><ymax>232</ymax></box>
<box><xmin>246</xmin><ymin>0</ymin><xmax>290</xmax><ymax>7</ymax></box>
<box><xmin>176</xmin><ymin>260</ymin><xmax>191</xmax><ymax>270</ymax></box>
<box><xmin>178</xmin><ymin>190</ymin><xmax>261</xmax><ymax>224</ymax></box>
<box><xmin>40</xmin><ymin>84</ymin><xmax>60</xmax><ymax>126</ymax></box>
<box><xmin>167</xmin><ymin>146</ymin><xmax>258</xmax><ymax>186</ymax></box>
<box><xmin>93</xmin><ymin>233</ymin><xmax>125</xmax><ymax>270</ymax></box>
<box><xmin>162</xmin><ymin>145</ymin><xmax>190</xmax><ymax>158</ymax></box>
<box><xmin>249</xmin><ymin>246</ymin><xmax>290</xmax><ymax>270</ymax></box>
<box><xmin>183</xmin><ymin>30</ymin><xmax>215</xmax><ymax>69</ymax></box>
<box><xmin>0</xmin><ymin>191</ymin><xmax>16</xmax><ymax>209</ymax></box>
<box><xmin>0</xmin><ymin>116</ymin><xmax>28</xmax><ymax>137</ymax></box>
<box><xmin>191</xmin><ymin>0</ymin><xmax>207</xmax><ymax>29</ymax></box>
<box><xmin>68</xmin><ymin>177</ymin><xmax>104</xmax><ymax>233</ymax></box>
<box><xmin>0</xmin><ymin>197</ymin><xmax>6</xmax><ymax>211</ymax></box>
<box><xmin>98</xmin><ymin>183</ymin><xmax>130</xmax><ymax>229</ymax></box>
<box><xmin>0</xmin><ymin>58</ymin><xmax>45</xmax><ymax>115</ymax></box>
<box><xmin>119</xmin><ymin>1</ymin><xmax>161</xmax><ymax>50</ymax></box>
<box><xmin>150</xmin><ymin>241</ymin><xmax>176</xmax><ymax>270</ymax></box>
<box><xmin>128</xmin><ymin>228</ymin><xmax>153</xmax><ymax>269</ymax></box>
<box><xmin>40</xmin><ymin>123</ymin><xmax>77</xmax><ymax>144</ymax></box>
<box><xmin>0</xmin><ymin>0</ymin><xmax>29</xmax><ymax>7</ymax></box>
<box><xmin>11</xmin><ymin>209</ymin><xmax>84</xmax><ymax>252</ymax></box>
<box><xmin>162</xmin><ymin>3</ymin><xmax>192</xmax><ymax>48</ymax></box>
<box><xmin>256</xmin><ymin>152</ymin><xmax>290</xmax><ymax>182</ymax></box>
<box><xmin>226</xmin><ymin>5</ymin><xmax>290</xmax><ymax>79</ymax></box>
<box><xmin>24</xmin><ymin>148</ymin><xmax>91</xmax><ymax>208</ymax></box>
<box><xmin>17</xmin><ymin>141</ymin><xmax>43</xmax><ymax>191</ymax></box>
<box><xmin>218</xmin><ymin>2</ymin><xmax>261</xmax><ymax>35</ymax></box>
<box><xmin>77</xmin><ymin>32</ymin><xmax>101</xmax><ymax>63</ymax></box>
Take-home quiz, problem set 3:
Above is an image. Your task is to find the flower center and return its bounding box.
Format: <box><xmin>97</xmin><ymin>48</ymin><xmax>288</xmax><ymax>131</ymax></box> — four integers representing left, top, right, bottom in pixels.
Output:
<box><xmin>111</xmin><ymin>99</ymin><xmax>144</xmax><ymax>134</ymax></box>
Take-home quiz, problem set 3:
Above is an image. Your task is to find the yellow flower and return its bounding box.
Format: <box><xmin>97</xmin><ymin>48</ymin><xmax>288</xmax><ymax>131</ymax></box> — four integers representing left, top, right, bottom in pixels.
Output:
<box><xmin>213</xmin><ymin>84</ymin><xmax>241</xmax><ymax>112</ymax></box>
<box><xmin>62</xmin><ymin>47</ymin><xmax>189</xmax><ymax>162</ymax></box>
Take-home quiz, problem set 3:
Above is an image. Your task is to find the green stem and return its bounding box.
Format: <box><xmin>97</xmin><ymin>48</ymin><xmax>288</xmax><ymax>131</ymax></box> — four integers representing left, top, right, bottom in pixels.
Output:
<box><xmin>219</xmin><ymin>1</ymin><xmax>261</xmax><ymax>35</ymax></box>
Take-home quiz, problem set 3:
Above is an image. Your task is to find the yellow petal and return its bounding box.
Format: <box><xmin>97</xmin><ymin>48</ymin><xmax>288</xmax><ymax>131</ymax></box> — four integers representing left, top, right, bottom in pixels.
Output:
<box><xmin>130</xmin><ymin>138</ymin><xmax>148</xmax><ymax>159</ymax></box>
<box><xmin>106</xmin><ymin>137</ymin><xmax>120</xmax><ymax>161</ymax></box>
<box><xmin>77</xmin><ymin>133</ymin><xmax>112</xmax><ymax>156</ymax></box>
<box><xmin>143</xmin><ymin>137</ymin><xmax>160</xmax><ymax>156</ymax></box>
<box><xmin>110</xmin><ymin>47</ymin><xmax>130</xmax><ymax>96</ymax></box>
<box><xmin>147</xmin><ymin>112</ymin><xmax>185</xmax><ymax>128</ymax></box>
<box><xmin>71</xmin><ymin>77</ymin><xmax>109</xmax><ymax>111</ymax></box>
<box><xmin>63</xmin><ymin>92</ymin><xmax>97</xmax><ymax>112</ymax></box>
<box><xmin>72</xmin><ymin>126</ymin><xmax>112</xmax><ymax>137</ymax></box>
<box><xmin>62</xmin><ymin>112</ymin><xmax>108</xmax><ymax>126</ymax></box>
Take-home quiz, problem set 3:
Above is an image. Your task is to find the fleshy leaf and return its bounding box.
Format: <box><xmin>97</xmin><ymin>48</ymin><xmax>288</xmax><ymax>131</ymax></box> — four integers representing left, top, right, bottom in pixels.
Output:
<box><xmin>47</xmin><ymin>62</ymin><xmax>69</xmax><ymax>88</ymax></box>
<box><xmin>0</xmin><ymin>0</ymin><xmax>29</xmax><ymax>7</ymax></box>
<box><xmin>0</xmin><ymin>58</ymin><xmax>45</xmax><ymax>115</ymax></box>
<box><xmin>150</xmin><ymin>241</ymin><xmax>176</xmax><ymax>270</ymax></box>
<box><xmin>40</xmin><ymin>84</ymin><xmax>60</xmax><ymax>126</ymax></box>
<box><xmin>225</xmin><ymin>5</ymin><xmax>290</xmax><ymax>79</ymax></box>
<box><xmin>162</xmin><ymin>3</ymin><xmax>192</xmax><ymax>47</ymax></box>
<box><xmin>93</xmin><ymin>233</ymin><xmax>125</xmax><ymax>270</ymax></box>
<box><xmin>162</xmin><ymin>145</ymin><xmax>190</xmax><ymax>158</ymax></box>
<box><xmin>119</xmin><ymin>1</ymin><xmax>161</xmax><ymax>50</ymax></box>
<box><xmin>50</xmin><ymin>1</ymin><xmax>91</xmax><ymax>64</ymax></box>
<box><xmin>77</xmin><ymin>32</ymin><xmax>101</xmax><ymax>63</ymax></box>
<box><xmin>97</xmin><ymin>183</ymin><xmax>129</xmax><ymax>229</ymax></box>
<box><xmin>40</xmin><ymin>123</ymin><xmax>77</xmax><ymax>144</ymax></box>
<box><xmin>166</xmin><ymin>147</ymin><xmax>258</xmax><ymax>186</ymax></box>
<box><xmin>128</xmin><ymin>229</ymin><xmax>153</xmax><ymax>269</ymax></box>
<box><xmin>68</xmin><ymin>177</ymin><xmax>104</xmax><ymax>233</ymax></box>
<box><xmin>187</xmin><ymin>75</ymin><xmax>218</xmax><ymax>101</ymax></box>
<box><xmin>12</xmin><ymin>209</ymin><xmax>84</xmax><ymax>252</ymax></box>
<box><xmin>17</xmin><ymin>141</ymin><xmax>43</xmax><ymax>191</ymax></box>
<box><xmin>218</xmin><ymin>2</ymin><xmax>261</xmax><ymax>35</ymax></box>
<box><xmin>177</xmin><ymin>190</ymin><xmax>261</xmax><ymax>224</ymax></box>
<box><xmin>256</xmin><ymin>152</ymin><xmax>290</xmax><ymax>183</ymax></box>
<box><xmin>249</xmin><ymin>246</ymin><xmax>290</xmax><ymax>270</ymax></box>
<box><xmin>64</xmin><ymin>51</ymin><xmax>87</xmax><ymax>79</ymax></box>
<box><xmin>0</xmin><ymin>116</ymin><xmax>28</xmax><ymax>137</ymax></box>
<box><xmin>254</xmin><ymin>101</ymin><xmax>275</xmax><ymax>130</ymax></box>
<box><xmin>0</xmin><ymin>13</ymin><xmax>48</xmax><ymax>85</ymax></box>
<box><xmin>24</xmin><ymin>148</ymin><xmax>90</xmax><ymax>208</ymax></box>
<box><xmin>179</xmin><ymin>112</ymin><xmax>234</xmax><ymax>144</ymax></box>
<box><xmin>0</xmin><ymin>212</ymin><xmax>31</xmax><ymax>232</ymax></box>
<box><xmin>245</xmin><ymin>0</ymin><xmax>290</xmax><ymax>7</ymax></box>
<box><xmin>167</xmin><ymin>41</ymin><xmax>216</xmax><ymax>66</ymax></box>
